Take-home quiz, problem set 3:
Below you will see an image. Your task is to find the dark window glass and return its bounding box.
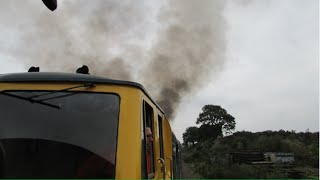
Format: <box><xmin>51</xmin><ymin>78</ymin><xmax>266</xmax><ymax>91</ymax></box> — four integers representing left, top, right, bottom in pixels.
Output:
<box><xmin>172</xmin><ymin>135</ymin><xmax>182</xmax><ymax>179</ymax></box>
<box><xmin>158</xmin><ymin>116</ymin><xmax>164</xmax><ymax>159</ymax></box>
<box><xmin>141</xmin><ymin>101</ymin><xmax>155</xmax><ymax>179</ymax></box>
<box><xmin>175</xmin><ymin>143</ymin><xmax>181</xmax><ymax>179</ymax></box>
<box><xmin>172</xmin><ymin>142</ymin><xmax>177</xmax><ymax>178</ymax></box>
<box><xmin>0</xmin><ymin>91</ymin><xmax>119</xmax><ymax>178</ymax></box>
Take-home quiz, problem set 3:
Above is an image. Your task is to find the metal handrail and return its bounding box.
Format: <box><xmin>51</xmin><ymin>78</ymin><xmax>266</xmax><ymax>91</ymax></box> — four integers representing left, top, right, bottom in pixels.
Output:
<box><xmin>166</xmin><ymin>157</ymin><xmax>173</xmax><ymax>179</ymax></box>
<box><xmin>158</xmin><ymin>158</ymin><xmax>166</xmax><ymax>180</ymax></box>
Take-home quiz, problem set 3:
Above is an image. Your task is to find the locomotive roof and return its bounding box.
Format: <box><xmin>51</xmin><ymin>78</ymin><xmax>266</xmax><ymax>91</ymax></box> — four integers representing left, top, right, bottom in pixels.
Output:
<box><xmin>0</xmin><ymin>72</ymin><xmax>164</xmax><ymax>114</ymax></box>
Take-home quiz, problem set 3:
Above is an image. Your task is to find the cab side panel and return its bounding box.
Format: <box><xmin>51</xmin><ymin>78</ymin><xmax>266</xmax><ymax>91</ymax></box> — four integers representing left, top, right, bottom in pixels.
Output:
<box><xmin>115</xmin><ymin>88</ymin><xmax>143</xmax><ymax>179</ymax></box>
<box><xmin>162</xmin><ymin>117</ymin><xmax>173</xmax><ymax>179</ymax></box>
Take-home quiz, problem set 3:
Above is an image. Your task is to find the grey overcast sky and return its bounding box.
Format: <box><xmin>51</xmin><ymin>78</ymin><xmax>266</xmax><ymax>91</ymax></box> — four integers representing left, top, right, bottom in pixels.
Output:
<box><xmin>171</xmin><ymin>0</ymin><xmax>319</xmax><ymax>141</ymax></box>
<box><xmin>0</xmin><ymin>0</ymin><xmax>318</xmax><ymax>142</ymax></box>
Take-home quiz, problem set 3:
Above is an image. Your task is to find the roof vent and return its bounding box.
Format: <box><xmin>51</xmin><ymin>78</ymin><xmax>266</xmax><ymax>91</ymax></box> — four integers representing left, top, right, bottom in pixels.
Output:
<box><xmin>76</xmin><ymin>65</ymin><xmax>90</xmax><ymax>75</ymax></box>
<box><xmin>28</xmin><ymin>66</ymin><xmax>40</xmax><ymax>72</ymax></box>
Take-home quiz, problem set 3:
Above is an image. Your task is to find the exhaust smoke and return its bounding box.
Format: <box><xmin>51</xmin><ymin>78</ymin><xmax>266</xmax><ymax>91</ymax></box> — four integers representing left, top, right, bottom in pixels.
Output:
<box><xmin>0</xmin><ymin>0</ymin><xmax>226</xmax><ymax>119</ymax></box>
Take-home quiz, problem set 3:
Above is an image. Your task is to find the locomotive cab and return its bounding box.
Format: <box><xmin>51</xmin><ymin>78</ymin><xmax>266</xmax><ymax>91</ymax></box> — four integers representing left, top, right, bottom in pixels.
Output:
<box><xmin>0</xmin><ymin>72</ymin><xmax>182</xmax><ymax>179</ymax></box>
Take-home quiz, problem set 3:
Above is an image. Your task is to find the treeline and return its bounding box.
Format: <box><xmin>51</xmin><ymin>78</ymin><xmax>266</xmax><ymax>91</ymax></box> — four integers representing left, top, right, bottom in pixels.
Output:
<box><xmin>182</xmin><ymin>104</ymin><xmax>319</xmax><ymax>178</ymax></box>
<box><xmin>183</xmin><ymin>130</ymin><xmax>319</xmax><ymax>178</ymax></box>
<box><xmin>216</xmin><ymin>130</ymin><xmax>317</xmax><ymax>166</ymax></box>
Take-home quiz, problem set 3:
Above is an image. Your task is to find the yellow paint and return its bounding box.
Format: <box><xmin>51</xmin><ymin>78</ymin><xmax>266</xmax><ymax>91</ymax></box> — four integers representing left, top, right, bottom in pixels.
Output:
<box><xmin>0</xmin><ymin>82</ymin><xmax>174</xmax><ymax>179</ymax></box>
<box><xmin>163</xmin><ymin>117</ymin><xmax>173</xmax><ymax>179</ymax></box>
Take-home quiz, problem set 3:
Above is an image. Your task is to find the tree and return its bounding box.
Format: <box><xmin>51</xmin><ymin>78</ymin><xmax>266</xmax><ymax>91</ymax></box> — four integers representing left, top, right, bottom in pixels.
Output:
<box><xmin>183</xmin><ymin>126</ymin><xmax>200</xmax><ymax>146</ymax></box>
<box><xmin>198</xmin><ymin>124</ymin><xmax>222</xmax><ymax>141</ymax></box>
<box><xmin>196</xmin><ymin>105</ymin><xmax>235</xmax><ymax>136</ymax></box>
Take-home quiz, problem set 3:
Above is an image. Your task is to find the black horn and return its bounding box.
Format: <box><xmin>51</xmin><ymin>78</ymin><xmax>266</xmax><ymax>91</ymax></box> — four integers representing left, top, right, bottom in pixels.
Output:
<box><xmin>42</xmin><ymin>0</ymin><xmax>57</xmax><ymax>11</ymax></box>
<box><xmin>76</xmin><ymin>65</ymin><xmax>90</xmax><ymax>75</ymax></box>
<box><xmin>28</xmin><ymin>66</ymin><xmax>40</xmax><ymax>72</ymax></box>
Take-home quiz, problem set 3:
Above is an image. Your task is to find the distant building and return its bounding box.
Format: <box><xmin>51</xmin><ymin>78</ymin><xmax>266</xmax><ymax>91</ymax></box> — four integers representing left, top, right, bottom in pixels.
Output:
<box><xmin>230</xmin><ymin>151</ymin><xmax>265</xmax><ymax>164</ymax></box>
<box><xmin>264</xmin><ymin>152</ymin><xmax>294</xmax><ymax>164</ymax></box>
<box><xmin>229</xmin><ymin>151</ymin><xmax>295</xmax><ymax>166</ymax></box>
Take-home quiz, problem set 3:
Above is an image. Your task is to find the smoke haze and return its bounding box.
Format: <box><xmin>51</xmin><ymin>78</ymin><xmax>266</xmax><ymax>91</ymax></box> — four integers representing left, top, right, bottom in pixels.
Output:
<box><xmin>0</xmin><ymin>0</ymin><xmax>226</xmax><ymax>119</ymax></box>
<box><xmin>142</xmin><ymin>1</ymin><xmax>226</xmax><ymax>117</ymax></box>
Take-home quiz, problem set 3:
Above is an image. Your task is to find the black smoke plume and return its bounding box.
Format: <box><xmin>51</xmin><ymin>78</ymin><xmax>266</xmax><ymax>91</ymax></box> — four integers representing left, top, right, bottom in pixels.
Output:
<box><xmin>0</xmin><ymin>0</ymin><xmax>226</xmax><ymax>119</ymax></box>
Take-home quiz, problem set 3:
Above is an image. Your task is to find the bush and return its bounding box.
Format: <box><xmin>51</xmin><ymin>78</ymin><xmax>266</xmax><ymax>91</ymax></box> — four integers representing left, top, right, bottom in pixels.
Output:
<box><xmin>182</xmin><ymin>130</ymin><xmax>319</xmax><ymax>178</ymax></box>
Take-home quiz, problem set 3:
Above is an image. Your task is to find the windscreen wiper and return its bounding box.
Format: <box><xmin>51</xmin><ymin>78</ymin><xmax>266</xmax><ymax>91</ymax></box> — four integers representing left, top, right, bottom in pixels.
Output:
<box><xmin>27</xmin><ymin>83</ymin><xmax>95</xmax><ymax>101</ymax></box>
<box><xmin>0</xmin><ymin>91</ymin><xmax>61</xmax><ymax>109</ymax></box>
<box><xmin>0</xmin><ymin>83</ymin><xmax>95</xmax><ymax>110</ymax></box>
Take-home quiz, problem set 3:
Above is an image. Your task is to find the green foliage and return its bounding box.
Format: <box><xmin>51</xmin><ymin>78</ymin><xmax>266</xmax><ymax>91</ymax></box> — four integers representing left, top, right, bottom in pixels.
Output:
<box><xmin>183</xmin><ymin>126</ymin><xmax>199</xmax><ymax>146</ymax></box>
<box><xmin>196</xmin><ymin>105</ymin><xmax>235</xmax><ymax>135</ymax></box>
<box><xmin>183</xmin><ymin>130</ymin><xmax>319</xmax><ymax>178</ymax></box>
<box><xmin>183</xmin><ymin>104</ymin><xmax>236</xmax><ymax>147</ymax></box>
<box><xmin>198</xmin><ymin>124</ymin><xmax>221</xmax><ymax>141</ymax></box>
<box><xmin>195</xmin><ymin>163</ymin><xmax>287</xmax><ymax>179</ymax></box>
<box><xmin>182</xmin><ymin>104</ymin><xmax>318</xmax><ymax>178</ymax></box>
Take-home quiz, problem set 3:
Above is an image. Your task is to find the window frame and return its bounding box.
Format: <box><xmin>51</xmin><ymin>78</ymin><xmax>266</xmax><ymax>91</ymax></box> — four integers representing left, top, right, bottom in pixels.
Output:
<box><xmin>0</xmin><ymin>90</ymin><xmax>121</xmax><ymax>178</ymax></box>
<box><xmin>141</xmin><ymin>101</ymin><xmax>155</xmax><ymax>179</ymax></box>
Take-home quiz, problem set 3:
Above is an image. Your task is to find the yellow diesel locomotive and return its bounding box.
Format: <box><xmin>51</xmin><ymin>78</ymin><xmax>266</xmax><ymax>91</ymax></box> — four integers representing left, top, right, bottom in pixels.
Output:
<box><xmin>0</xmin><ymin>69</ymin><xmax>182</xmax><ymax>179</ymax></box>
